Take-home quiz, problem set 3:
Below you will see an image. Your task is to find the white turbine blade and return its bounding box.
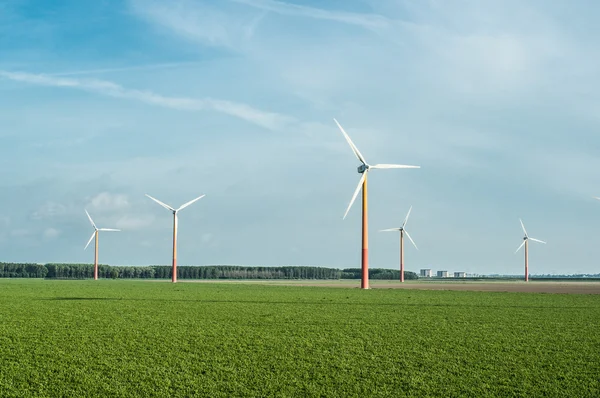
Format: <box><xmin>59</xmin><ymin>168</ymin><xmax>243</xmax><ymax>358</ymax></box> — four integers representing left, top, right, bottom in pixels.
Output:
<box><xmin>177</xmin><ymin>194</ymin><xmax>206</xmax><ymax>212</ymax></box>
<box><xmin>333</xmin><ymin>118</ymin><xmax>367</xmax><ymax>165</ymax></box>
<box><xmin>343</xmin><ymin>172</ymin><xmax>367</xmax><ymax>220</ymax></box>
<box><xmin>404</xmin><ymin>230</ymin><xmax>418</xmax><ymax>250</ymax></box>
<box><xmin>145</xmin><ymin>194</ymin><xmax>175</xmax><ymax>212</ymax></box>
<box><xmin>98</xmin><ymin>228</ymin><xmax>120</xmax><ymax>232</ymax></box>
<box><xmin>402</xmin><ymin>206</ymin><xmax>413</xmax><ymax>228</ymax></box>
<box><xmin>85</xmin><ymin>209</ymin><xmax>97</xmax><ymax>230</ymax></box>
<box><xmin>515</xmin><ymin>240</ymin><xmax>526</xmax><ymax>253</ymax></box>
<box><xmin>84</xmin><ymin>232</ymin><xmax>95</xmax><ymax>250</ymax></box>
<box><xmin>529</xmin><ymin>238</ymin><xmax>546</xmax><ymax>244</ymax></box>
<box><xmin>519</xmin><ymin>219</ymin><xmax>528</xmax><ymax>237</ymax></box>
<box><xmin>370</xmin><ymin>164</ymin><xmax>420</xmax><ymax>169</ymax></box>
<box><xmin>379</xmin><ymin>228</ymin><xmax>401</xmax><ymax>232</ymax></box>
<box><xmin>594</xmin><ymin>197</ymin><xmax>600</xmax><ymax>201</ymax></box>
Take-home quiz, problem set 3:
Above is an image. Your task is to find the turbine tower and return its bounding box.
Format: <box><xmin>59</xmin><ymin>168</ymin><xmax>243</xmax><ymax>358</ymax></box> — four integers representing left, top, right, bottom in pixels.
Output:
<box><xmin>515</xmin><ymin>219</ymin><xmax>546</xmax><ymax>282</ymax></box>
<box><xmin>380</xmin><ymin>206</ymin><xmax>418</xmax><ymax>282</ymax></box>
<box><xmin>334</xmin><ymin>118</ymin><xmax>419</xmax><ymax>289</ymax></box>
<box><xmin>145</xmin><ymin>193</ymin><xmax>205</xmax><ymax>283</ymax></box>
<box><xmin>84</xmin><ymin>210</ymin><xmax>120</xmax><ymax>281</ymax></box>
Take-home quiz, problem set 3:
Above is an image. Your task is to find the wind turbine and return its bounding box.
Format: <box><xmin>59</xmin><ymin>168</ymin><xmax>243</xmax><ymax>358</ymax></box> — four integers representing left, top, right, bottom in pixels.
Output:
<box><xmin>84</xmin><ymin>210</ymin><xmax>120</xmax><ymax>281</ymax></box>
<box><xmin>515</xmin><ymin>219</ymin><xmax>546</xmax><ymax>282</ymax></box>
<box><xmin>380</xmin><ymin>206</ymin><xmax>418</xmax><ymax>282</ymax></box>
<box><xmin>334</xmin><ymin>118</ymin><xmax>420</xmax><ymax>289</ymax></box>
<box><xmin>145</xmin><ymin>193</ymin><xmax>205</xmax><ymax>283</ymax></box>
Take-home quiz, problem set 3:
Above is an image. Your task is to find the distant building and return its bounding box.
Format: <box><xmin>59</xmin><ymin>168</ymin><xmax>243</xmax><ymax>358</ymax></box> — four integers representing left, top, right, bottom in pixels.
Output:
<box><xmin>454</xmin><ymin>272</ymin><xmax>466</xmax><ymax>278</ymax></box>
<box><xmin>437</xmin><ymin>270</ymin><xmax>448</xmax><ymax>278</ymax></box>
<box><xmin>420</xmin><ymin>269</ymin><xmax>432</xmax><ymax>278</ymax></box>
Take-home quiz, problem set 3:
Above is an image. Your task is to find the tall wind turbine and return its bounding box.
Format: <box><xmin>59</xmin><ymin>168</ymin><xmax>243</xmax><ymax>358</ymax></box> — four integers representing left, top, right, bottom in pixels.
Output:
<box><xmin>84</xmin><ymin>210</ymin><xmax>120</xmax><ymax>281</ymax></box>
<box><xmin>145</xmin><ymin>193</ymin><xmax>205</xmax><ymax>283</ymax></box>
<box><xmin>515</xmin><ymin>219</ymin><xmax>546</xmax><ymax>282</ymax></box>
<box><xmin>380</xmin><ymin>206</ymin><xmax>418</xmax><ymax>282</ymax></box>
<box><xmin>334</xmin><ymin>118</ymin><xmax>420</xmax><ymax>289</ymax></box>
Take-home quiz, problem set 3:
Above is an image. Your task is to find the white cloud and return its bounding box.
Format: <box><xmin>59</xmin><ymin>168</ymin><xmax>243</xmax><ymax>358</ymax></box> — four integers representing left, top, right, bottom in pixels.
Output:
<box><xmin>201</xmin><ymin>232</ymin><xmax>213</xmax><ymax>244</ymax></box>
<box><xmin>43</xmin><ymin>227</ymin><xmax>60</xmax><ymax>239</ymax></box>
<box><xmin>0</xmin><ymin>70</ymin><xmax>295</xmax><ymax>130</ymax></box>
<box><xmin>88</xmin><ymin>192</ymin><xmax>130</xmax><ymax>211</ymax></box>
<box><xmin>230</xmin><ymin>0</ymin><xmax>391</xmax><ymax>31</ymax></box>
<box><xmin>115</xmin><ymin>214</ymin><xmax>155</xmax><ymax>230</ymax></box>
<box><xmin>10</xmin><ymin>228</ymin><xmax>30</xmax><ymax>237</ymax></box>
<box><xmin>30</xmin><ymin>202</ymin><xmax>67</xmax><ymax>220</ymax></box>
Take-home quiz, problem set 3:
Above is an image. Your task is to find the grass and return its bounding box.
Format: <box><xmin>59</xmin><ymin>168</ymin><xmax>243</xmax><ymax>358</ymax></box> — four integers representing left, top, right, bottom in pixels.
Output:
<box><xmin>0</xmin><ymin>279</ymin><xmax>598</xmax><ymax>397</ymax></box>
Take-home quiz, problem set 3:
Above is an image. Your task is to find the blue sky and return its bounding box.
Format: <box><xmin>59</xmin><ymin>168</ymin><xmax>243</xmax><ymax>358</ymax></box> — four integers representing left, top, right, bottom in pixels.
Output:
<box><xmin>1</xmin><ymin>0</ymin><xmax>600</xmax><ymax>275</ymax></box>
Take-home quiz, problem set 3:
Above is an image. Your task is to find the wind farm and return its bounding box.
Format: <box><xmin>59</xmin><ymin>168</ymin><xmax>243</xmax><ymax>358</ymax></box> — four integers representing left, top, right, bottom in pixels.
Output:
<box><xmin>2</xmin><ymin>1</ymin><xmax>600</xmax><ymax>396</ymax></box>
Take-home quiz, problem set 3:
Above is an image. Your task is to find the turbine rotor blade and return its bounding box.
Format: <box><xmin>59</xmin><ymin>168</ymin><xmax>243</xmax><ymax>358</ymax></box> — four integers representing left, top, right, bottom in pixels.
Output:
<box><xmin>343</xmin><ymin>172</ymin><xmax>367</xmax><ymax>220</ymax></box>
<box><xmin>519</xmin><ymin>219</ymin><xmax>528</xmax><ymax>237</ymax></box>
<box><xmin>515</xmin><ymin>240</ymin><xmax>526</xmax><ymax>253</ymax></box>
<box><xmin>84</xmin><ymin>232</ymin><xmax>95</xmax><ymax>250</ymax></box>
<box><xmin>404</xmin><ymin>229</ymin><xmax>418</xmax><ymax>250</ymax></box>
<box><xmin>85</xmin><ymin>209</ymin><xmax>97</xmax><ymax>230</ymax></box>
<box><xmin>529</xmin><ymin>238</ymin><xmax>546</xmax><ymax>244</ymax></box>
<box><xmin>145</xmin><ymin>194</ymin><xmax>175</xmax><ymax>212</ymax></box>
<box><xmin>98</xmin><ymin>228</ymin><xmax>120</xmax><ymax>232</ymax></box>
<box><xmin>402</xmin><ymin>206</ymin><xmax>413</xmax><ymax>229</ymax></box>
<box><xmin>333</xmin><ymin>118</ymin><xmax>367</xmax><ymax>165</ymax></box>
<box><xmin>370</xmin><ymin>164</ymin><xmax>420</xmax><ymax>169</ymax></box>
<box><xmin>379</xmin><ymin>228</ymin><xmax>401</xmax><ymax>232</ymax></box>
<box><xmin>594</xmin><ymin>197</ymin><xmax>600</xmax><ymax>201</ymax></box>
<box><xmin>177</xmin><ymin>194</ymin><xmax>206</xmax><ymax>212</ymax></box>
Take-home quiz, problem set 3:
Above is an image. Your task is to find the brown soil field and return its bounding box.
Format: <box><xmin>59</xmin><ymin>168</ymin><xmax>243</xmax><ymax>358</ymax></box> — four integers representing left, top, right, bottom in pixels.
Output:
<box><xmin>366</xmin><ymin>282</ymin><xmax>600</xmax><ymax>294</ymax></box>
<box><xmin>177</xmin><ymin>279</ymin><xmax>600</xmax><ymax>294</ymax></box>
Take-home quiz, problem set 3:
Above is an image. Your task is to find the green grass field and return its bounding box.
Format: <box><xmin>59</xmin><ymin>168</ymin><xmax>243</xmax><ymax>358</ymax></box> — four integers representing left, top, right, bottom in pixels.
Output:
<box><xmin>0</xmin><ymin>279</ymin><xmax>598</xmax><ymax>397</ymax></box>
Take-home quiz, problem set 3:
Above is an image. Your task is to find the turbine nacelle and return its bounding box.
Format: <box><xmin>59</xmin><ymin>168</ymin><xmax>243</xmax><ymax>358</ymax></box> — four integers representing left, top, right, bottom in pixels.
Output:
<box><xmin>145</xmin><ymin>193</ymin><xmax>205</xmax><ymax>214</ymax></box>
<box><xmin>357</xmin><ymin>164</ymin><xmax>369</xmax><ymax>174</ymax></box>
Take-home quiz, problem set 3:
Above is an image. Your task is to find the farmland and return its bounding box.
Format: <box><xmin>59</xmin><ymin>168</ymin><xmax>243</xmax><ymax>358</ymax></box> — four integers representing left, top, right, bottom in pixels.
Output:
<box><xmin>0</xmin><ymin>280</ymin><xmax>599</xmax><ymax>397</ymax></box>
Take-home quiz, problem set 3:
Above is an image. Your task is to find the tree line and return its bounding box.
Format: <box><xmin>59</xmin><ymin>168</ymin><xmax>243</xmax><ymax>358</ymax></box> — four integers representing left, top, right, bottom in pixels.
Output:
<box><xmin>0</xmin><ymin>262</ymin><xmax>418</xmax><ymax>280</ymax></box>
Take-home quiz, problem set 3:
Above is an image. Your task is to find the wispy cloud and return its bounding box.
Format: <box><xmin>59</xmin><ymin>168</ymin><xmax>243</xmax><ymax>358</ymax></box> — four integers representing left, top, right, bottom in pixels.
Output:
<box><xmin>30</xmin><ymin>202</ymin><xmax>67</xmax><ymax>221</ymax></box>
<box><xmin>87</xmin><ymin>192</ymin><xmax>130</xmax><ymax>211</ymax></box>
<box><xmin>48</xmin><ymin>61</ymin><xmax>207</xmax><ymax>77</ymax></box>
<box><xmin>129</xmin><ymin>0</ymin><xmax>264</xmax><ymax>50</ymax></box>
<box><xmin>114</xmin><ymin>214</ymin><xmax>155</xmax><ymax>230</ymax></box>
<box><xmin>0</xmin><ymin>70</ymin><xmax>294</xmax><ymax>130</ymax></box>
<box><xmin>230</xmin><ymin>0</ymin><xmax>391</xmax><ymax>31</ymax></box>
<box><xmin>42</xmin><ymin>227</ymin><xmax>60</xmax><ymax>239</ymax></box>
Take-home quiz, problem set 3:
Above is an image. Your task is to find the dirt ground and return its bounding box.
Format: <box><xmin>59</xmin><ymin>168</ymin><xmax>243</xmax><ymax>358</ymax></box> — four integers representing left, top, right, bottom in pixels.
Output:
<box><xmin>277</xmin><ymin>281</ymin><xmax>600</xmax><ymax>294</ymax></box>
<box><xmin>177</xmin><ymin>279</ymin><xmax>600</xmax><ymax>294</ymax></box>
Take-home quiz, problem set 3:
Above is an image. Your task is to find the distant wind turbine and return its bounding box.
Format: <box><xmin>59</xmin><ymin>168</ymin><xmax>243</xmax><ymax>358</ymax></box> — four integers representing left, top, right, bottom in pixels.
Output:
<box><xmin>380</xmin><ymin>206</ymin><xmax>418</xmax><ymax>282</ymax></box>
<box><xmin>145</xmin><ymin>194</ymin><xmax>205</xmax><ymax>283</ymax></box>
<box><xmin>515</xmin><ymin>219</ymin><xmax>546</xmax><ymax>282</ymax></box>
<box><xmin>84</xmin><ymin>210</ymin><xmax>120</xmax><ymax>281</ymax></box>
<box><xmin>334</xmin><ymin>118</ymin><xmax>420</xmax><ymax>289</ymax></box>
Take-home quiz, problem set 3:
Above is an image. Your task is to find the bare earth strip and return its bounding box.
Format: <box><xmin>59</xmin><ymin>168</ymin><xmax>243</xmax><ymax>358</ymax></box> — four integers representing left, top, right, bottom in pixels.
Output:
<box><xmin>176</xmin><ymin>279</ymin><xmax>600</xmax><ymax>294</ymax></box>
<box><xmin>363</xmin><ymin>281</ymin><xmax>600</xmax><ymax>294</ymax></box>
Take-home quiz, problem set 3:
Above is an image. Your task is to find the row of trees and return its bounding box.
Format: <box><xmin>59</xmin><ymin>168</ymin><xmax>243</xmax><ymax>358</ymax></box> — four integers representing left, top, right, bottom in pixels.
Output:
<box><xmin>0</xmin><ymin>263</ymin><xmax>48</xmax><ymax>278</ymax></box>
<box><xmin>341</xmin><ymin>268</ymin><xmax>419</xmax><ymax>280</ymax></box>
<box><xmin>0</xmin><ymin>262</ymin><xmax>418</xmax><ymax>280</ymax></box>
